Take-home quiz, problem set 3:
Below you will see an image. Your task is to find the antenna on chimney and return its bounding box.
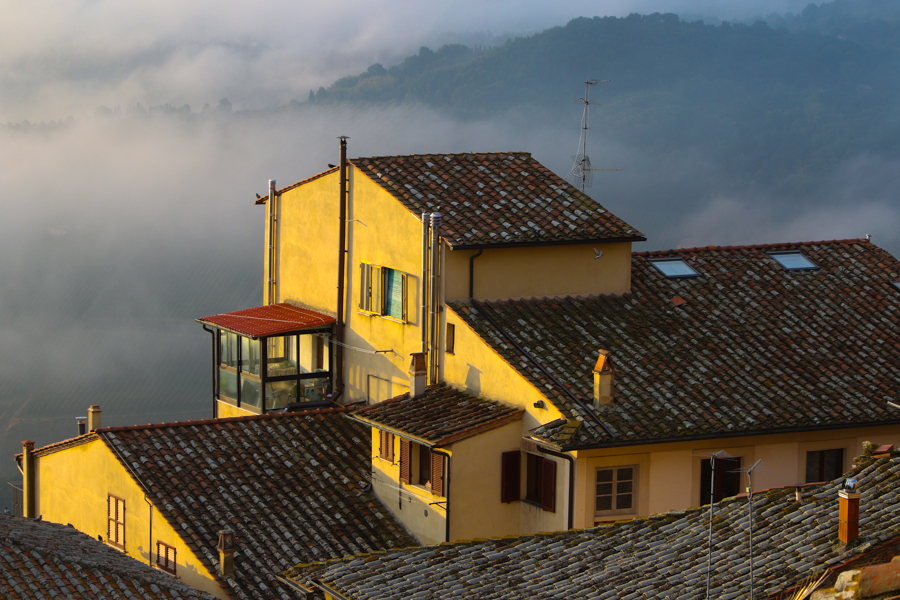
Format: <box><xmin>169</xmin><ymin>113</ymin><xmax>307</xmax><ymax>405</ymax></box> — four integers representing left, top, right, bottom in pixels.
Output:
<box><xmin>566</xmin><ymin>79</ymin><xmax>621</xmax><ymax>193</ymax></box>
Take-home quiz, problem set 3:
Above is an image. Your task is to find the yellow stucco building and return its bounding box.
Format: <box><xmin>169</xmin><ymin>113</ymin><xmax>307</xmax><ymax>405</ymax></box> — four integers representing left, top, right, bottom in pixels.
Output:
<box><xmin>197</xmin><ymin>147</ymin><xmax>900</xmax><ymax>542</ymax></box>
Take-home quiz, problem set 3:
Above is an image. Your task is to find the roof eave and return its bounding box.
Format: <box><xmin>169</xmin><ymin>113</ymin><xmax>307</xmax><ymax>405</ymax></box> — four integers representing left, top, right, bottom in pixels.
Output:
<box><xmin>557</xmin><ymin>417</ymin><xmax>900</xmax><ymax>452</ymax></box>
<box><xmin>447</xmin><ymin>235</ymin><xmax>647</xmax><ymax>250</ymax></box>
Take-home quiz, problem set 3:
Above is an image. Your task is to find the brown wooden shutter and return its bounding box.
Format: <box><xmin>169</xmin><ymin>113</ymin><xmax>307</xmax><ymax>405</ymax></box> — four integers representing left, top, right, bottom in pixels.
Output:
<box><xmin>399</xmin><ymin>439</ymin><xmax>411</xmax><ymax>484</ymax></box>
<box><xmin>500</xmin><ymin>451</ymin><xmax>521</xmax><ymax>503</ymax></box>
<box><xmin>107</xmin><ymin>495</ymin><xmax>112</xmax><ymax>540</ymax></box>
<box><xmin>541</xmin><ymin>458</ymin><xmax>557</xmax><ymax>513</ymax></box>
<box><xmin>430</xmin><ymin>451</ymin><xmax>444</xmax><ymax>497</ymax></box>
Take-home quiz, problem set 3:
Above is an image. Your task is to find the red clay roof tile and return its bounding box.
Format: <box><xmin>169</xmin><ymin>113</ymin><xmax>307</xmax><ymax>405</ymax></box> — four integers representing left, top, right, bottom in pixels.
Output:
<box><xmin>197</xmin><ymin>303</ymin><xmax>335</xmax><ymax>338</ymax></box>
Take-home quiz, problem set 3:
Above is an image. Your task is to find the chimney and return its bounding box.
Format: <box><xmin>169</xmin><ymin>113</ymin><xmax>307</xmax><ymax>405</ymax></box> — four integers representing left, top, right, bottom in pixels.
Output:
<box><xmin>409</xmin><ymin>353</ymin><xmax>427</xmax><ymax>397</ymax></box>
<box><xmin>22</xmin><ymin>441</ymin><xmax>35</xmax><ymax>519</ymax></box>
<box><xmin>217</xmin><ymin>529</ymin><xmax>236</xmax><ymax>577</ymax></box>
<box><xmin>839</xmin><ymin>479</ymin><xmax>861</xmax><ymax>545</ymax></box>
<box><xmin>593</xmin><ymin>349</ymin><xmax>615</xmax><ymax>409</ymax></box>
<box><xmin>87</xmin><ymin>405</ymin><xmax>101</xmax><ymax>432</ymax></box>
<box><xmin>76</xmin><ymin>417</ymin><xmax>86</xmax><ymax>436</ymax></box>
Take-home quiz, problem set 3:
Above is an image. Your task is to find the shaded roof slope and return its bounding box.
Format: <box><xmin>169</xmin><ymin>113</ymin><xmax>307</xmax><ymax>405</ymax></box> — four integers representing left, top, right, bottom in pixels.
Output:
<box><xmin>287</xmin><ymin>455</ymin><xmax>900</xmax><ymax>600</ymax></box>
<box><xmin>0</xmin><ymin>513</ymin><xmax>215</xmax><ymax>599</ymax></box>
<box><xmin>450</xmin><ymin>239</ymin><xmax>900</xmax><ymax>448</ymax></box>
<box><xmin>350</xmin><ymin>152</ymin><xmax>644</xmax><ymax>248</ymax></box>
<box><xmin>349</xmin><ymin>383</ymin><xmax>524</xmax><ymax>446</ymax></box>
<box><xmin>98</xmin><ymin>409</ymin><xmax>417</xmax><ymax>600</ymax></box>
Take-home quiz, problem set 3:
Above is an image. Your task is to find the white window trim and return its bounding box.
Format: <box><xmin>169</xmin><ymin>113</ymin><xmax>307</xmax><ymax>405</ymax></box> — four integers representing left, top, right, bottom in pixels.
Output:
<box><xmin>594</xmin><ymin>465</ymin><xmax>638</xmax><ymax>517</ymax></box>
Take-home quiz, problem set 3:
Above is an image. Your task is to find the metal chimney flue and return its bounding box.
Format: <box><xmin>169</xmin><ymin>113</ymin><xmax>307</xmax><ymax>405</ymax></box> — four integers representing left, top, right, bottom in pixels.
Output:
<box><xmin>76</xmin><ymin>417</ymin><xmax>86</xmax><ymax>436</ymax></box>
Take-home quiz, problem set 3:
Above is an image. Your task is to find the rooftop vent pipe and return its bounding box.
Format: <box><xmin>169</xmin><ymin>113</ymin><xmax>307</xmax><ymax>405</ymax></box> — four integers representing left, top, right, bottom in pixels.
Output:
<box><xmin>267</xmin><ymin>179</ymin><xmax>277</xmax><ymax>305</ymax></box>
<box><xmin>839</xmin><ymin>478</ymin><xmax>860</xmax><ymax>545</ymax></box>
<box><xmin>87</xmin><ymin>405</ymin><xmax>101</xmax><ymax>432</ymax></box>
<box><xmin>429</xmin><ymin>213</ymin><xmax>442</xmax><ymax>384</ymax></box>
<box><xmin>217</xmin><ymin>529</ymin><xmax>236</xmax><ymax>577</ymax></box>
<box><xmin>593</xmin><ymin>349</ymin><xmax>615</xmax><ymax>409</ymax></box>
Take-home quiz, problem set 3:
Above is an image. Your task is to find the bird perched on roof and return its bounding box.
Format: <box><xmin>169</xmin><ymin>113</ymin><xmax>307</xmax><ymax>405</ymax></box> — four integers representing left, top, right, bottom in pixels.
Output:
<box><xmin>594</xmin><ymin>248</ymin><xmax>603</xmax><ymax>259</ymax></box>
<box><xmin>35</xmin><ymin>515</ymin><xmax>42</xmax><ymax>521</ymax></box>
<box><xmin>3</xmin><ymin>507</ymin><xmax>8</xmax><ymax>514</ymax></box>
<box><xmin>255</xmin><ymin>193</ymin><xmax>261</xmax><ymax>199</ymax></box>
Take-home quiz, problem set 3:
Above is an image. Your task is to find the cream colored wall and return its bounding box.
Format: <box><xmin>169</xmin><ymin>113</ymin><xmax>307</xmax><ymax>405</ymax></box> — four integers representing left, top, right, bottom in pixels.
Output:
<box><xmin>370</xmin><ymin>427</ymin><xmax>446</xmax><ymax>546</ymax></box>
<box><xmin>446</xmin><ymin>421</ymin><xmax>523</xmax><ymax>541</ymax></box>
<box><xmin>442</xmin><ymin>307</ymin><xmax>565</xmax><ymax>431</ymax></box>
<box><xmin>35</xmin><ymin>439</ymin><xmax>227</xmax><ymax>599</ymax></box>
<box><xmin>444</xmin><ymin>241</ymin><xmax>633</xmax><ymax>301</ymax></box>
<box><xmin>573</xmin><ymin>424</ymin><xmax>900</xmax><ymax>529</ymax></box>
<box><xmin>519</xmin><ymin>453</ymin><xmax>569</xmax><ymax>535</ymax></box>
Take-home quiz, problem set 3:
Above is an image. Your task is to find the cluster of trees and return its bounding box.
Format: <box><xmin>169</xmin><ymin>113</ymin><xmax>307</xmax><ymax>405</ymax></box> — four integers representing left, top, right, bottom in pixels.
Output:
<box><xmin>309</xmin><ymin>1</ymin><xmax>900</xmax><ymax>193</ymax></box>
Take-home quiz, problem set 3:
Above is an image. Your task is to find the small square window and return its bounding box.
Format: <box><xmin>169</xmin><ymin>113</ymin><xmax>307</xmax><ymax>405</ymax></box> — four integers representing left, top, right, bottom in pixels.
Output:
<box><xmin>595</xmin><ymin>466</ymin><xmax>637</xmax><ymax>516</ymax></box>
<box><xmin>769</xmin><ymin>251</ymin><xmax>818</xmax><ymax>271</ymax></box>
<box><xmin>649</xmin><ymin>258</ymin><xmax>699</xmax><ymax>278</ymax></box>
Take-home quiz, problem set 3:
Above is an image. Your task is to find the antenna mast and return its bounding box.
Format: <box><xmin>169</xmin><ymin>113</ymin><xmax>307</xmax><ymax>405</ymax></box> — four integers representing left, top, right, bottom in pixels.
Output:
<box><xmin>567</xmin><ymin>79</ymin><xmax>619</xmax><ymax>193</ymax></box>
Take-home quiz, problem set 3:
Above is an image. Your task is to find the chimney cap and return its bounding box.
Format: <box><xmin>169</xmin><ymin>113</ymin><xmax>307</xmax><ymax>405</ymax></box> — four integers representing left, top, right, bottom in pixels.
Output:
<box><xmin>593</xmin><ymin>349</ymin><xmax>615</xmax><ymax>374</ymax></box>
<box><xmin>22</xmin><ymin>441</ymin><xmax>35</xmax><ymax>451</ymax></box>
<box><xmin>217</xmin><ymin>529</ymin><xmax>236</xmax><ymax>552</ymax></box>
<box><xmin>408</xmin><ymin>352</ymin><xmax>427</xmax><ymax>376</ymax></box>
<box><xmin>88</xmin><ymin>405</ymin><xmax>101</xmax><ymax>412</ymax></box>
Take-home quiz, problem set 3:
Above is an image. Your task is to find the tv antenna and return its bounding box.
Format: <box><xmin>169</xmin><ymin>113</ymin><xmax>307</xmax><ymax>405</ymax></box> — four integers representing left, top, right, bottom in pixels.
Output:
<box><xmin>737</xmin><ymin>459</ymin><xmax>763</xmax><ymax>600</ymax></box>
<box><xmin>566</xmin><ymin>79</ymin><xmax>621</xmax><ymax>192</ymax></box>
<box><xmin>696</xmin><ymin>450</ymin><xmax>733</xmax><ymax>600</ymax></box>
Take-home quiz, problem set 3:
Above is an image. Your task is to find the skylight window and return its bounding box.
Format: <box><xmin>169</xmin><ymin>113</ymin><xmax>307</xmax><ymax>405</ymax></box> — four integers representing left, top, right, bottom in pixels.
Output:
<box><xmin>768</xmin><ymin>251</ymin><xmax>819</xmax><ymax>271</ymax></box>
<box><xmin>892</xmin><ymin>282</ymin><xmax>900</xmax><ymax>292</ymax></box>
<box><xmin>649</xmin><ymin>258</ymin><xmax>699</xmax><ymax>278</ymax></box>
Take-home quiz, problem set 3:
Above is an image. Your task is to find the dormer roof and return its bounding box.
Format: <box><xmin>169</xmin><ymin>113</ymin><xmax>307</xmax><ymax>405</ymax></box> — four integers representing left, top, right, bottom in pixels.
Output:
<box><xmin>350</xmin><ymin>383</ymin><xmax>523</xmax><ymax>446</ymax></box>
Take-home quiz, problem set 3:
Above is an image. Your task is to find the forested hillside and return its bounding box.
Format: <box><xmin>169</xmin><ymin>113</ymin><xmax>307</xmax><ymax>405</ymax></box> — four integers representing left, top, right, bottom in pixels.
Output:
<box><xmin>310</xmin><ymin>1</ymin><xmax>900</xmax><ymax>193</ymax></box>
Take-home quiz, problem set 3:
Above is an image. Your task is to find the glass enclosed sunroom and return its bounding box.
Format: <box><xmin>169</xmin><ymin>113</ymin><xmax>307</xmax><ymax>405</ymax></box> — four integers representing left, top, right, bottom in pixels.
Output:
<box><xmin>197</xmin><ymin>303</ymin><xmax>336</xmax><ymax>416</ymax></box>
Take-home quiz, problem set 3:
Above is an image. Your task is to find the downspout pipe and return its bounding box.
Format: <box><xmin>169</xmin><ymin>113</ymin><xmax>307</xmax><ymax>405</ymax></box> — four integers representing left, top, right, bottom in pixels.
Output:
<box><xmin>202</xmin><ymin>325</ymin><xmax>216</xmax><ymax>418</ymax></box>
<box><xmin>468</xmin><ymin>249</ymin><xmax>483</xmax><ymax>299</ymax></box>
<box><xmin>429</xmin><ymin>213</ymin><xmax>442</xmax><ymax>384</ymax></box>
<box><xmin>431</xmin><ymin>448</ymin><xmax>451</xmax><ymax>542</ymax></box>
<box><xmin>421</xmin><ymin>212</ymin><xmax>430</xmax><ymax>354</ymax></box>
<box><xmin>267</xmin><ymin>179</ymin><xmax>277</xmax><ymax>305</ymax></box>
<box><xmin>332</xmin><ymin>137</ymin><xmax>349</xmax><ymax>403</ymax></box>
<box><xmin>538</xmin><ymin>445</ymin><xmax>575</xmax><ymax>530</ymax></box>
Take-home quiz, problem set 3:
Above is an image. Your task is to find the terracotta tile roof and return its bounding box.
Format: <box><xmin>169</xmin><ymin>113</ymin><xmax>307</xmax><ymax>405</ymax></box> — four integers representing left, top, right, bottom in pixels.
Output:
<box><xmin>349</xmin><ymin>152</ymin><xmax>644</xmax><ymax>248</ymax></box>
<box><xmin>449</xmin><ymin>239</ymin><xmax>900</xmax><ymax>448</ymax></box>
<box><xmin>286</xmin><ymin>455</ymin><xmax>900</xmax><ymax>600</ymax></box>
<box><xmin>349</xmin><ymin>383</ymin><xmax>524</xmax><ymax>446</ymax></box>
<box><xmin>97</xmin><ymin>408</ymin><xmax>417</xmax><ymax>600</ymax></box>
<box><xmin>197</xmin><ymin>303</ymin><xmax>335</xmax><ymax>338</ymax></box>
<box><xmin>0</xmin><ymin>513</ymin><xmax>215</xmax><ymax>599</ymax></box>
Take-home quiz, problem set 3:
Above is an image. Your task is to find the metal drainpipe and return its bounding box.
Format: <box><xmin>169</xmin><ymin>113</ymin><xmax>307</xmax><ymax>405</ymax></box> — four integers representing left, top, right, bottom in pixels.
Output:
<box><xmin>431</xmin><ymin>448</ymin><xmax>451</xmax><ymax>541</ymax></box>
<box><xmin>202</xmin><ymin>325</ymin><xmax>217</xmax><ymax>418</ymax></box>
<box><xmin>468</xmin><ymin>249</ymin><xmax>483</xmax><ymax>299</ymax></box>
<box><xmin>429</xmin><ymin>213</ymin><xmax>442</xmax><ymax>384</ymax></box>
<box><xmin>538</xmin><ymin>445</ymin><xmax>576</xmax><ymax>530</ymax></box>
<box><xmin>332</xmin><ymin>137</ymin><xmax>349</xmax><ymax>403</ymax></box>
<box><xmin>421</xmin><ymin>212</ymin><xmax>430</xmax><ymax>354</ymax></box>
<box><xmin>267</xmin><ymin>179</ymin><xmax>277</xmax><ymax>305</ymax></box>
<box><xmin>144</xmin><ymin>495</ymin><xmax>153</xmax><ymax>566</ymax></box>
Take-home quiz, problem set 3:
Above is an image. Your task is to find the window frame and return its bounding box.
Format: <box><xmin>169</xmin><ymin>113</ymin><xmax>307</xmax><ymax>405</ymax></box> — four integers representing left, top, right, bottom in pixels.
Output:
<box><xmin>156</xmin><ymin>541</ymin><xmax>177</xmax><ymax>575</ymax></box>
<box><xmin>805</xmin><ymin>448</ymin><xmax>845</xmax><ymax>483</ymax></box>
<box><xmin>594</xmin><ymin>465</ymin><xmax>638</xmax><ymax>517</ymax></box>
<box><xmin>107</xmin><ymin>494</ymin><xmax>125</xmax><ymax>550</ymax></box>
<box><xmin>768</xmin><ymin>250</ymin><xmax>820</xmax><ymax>271</ymax></box>
<box><xmin>446</xmin><ymin>323</ymin><xmax>456</xmax><ymax>355</ymax></box>
<box><xmin>648</xmin><ymin>258</ymin><xmax>700</xmax><ymax>279</ymax></box>
<box><xmin>359</xmin><ymin>262</ymin><xmax>408</xmax><ymax>322</ymax></box>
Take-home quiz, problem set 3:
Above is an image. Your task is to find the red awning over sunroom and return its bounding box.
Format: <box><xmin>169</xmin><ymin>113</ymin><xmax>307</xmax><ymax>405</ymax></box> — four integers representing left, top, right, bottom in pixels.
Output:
<box><xmin>197</xmin><ymin>303</ymin><xmax>335</xmax><ymax>339</ymax></box>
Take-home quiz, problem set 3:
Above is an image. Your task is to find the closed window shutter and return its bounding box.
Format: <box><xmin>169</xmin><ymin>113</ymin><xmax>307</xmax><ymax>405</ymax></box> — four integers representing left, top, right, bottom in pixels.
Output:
<box><xmin>107</xmin><ymin>496</ymin><xmax>112</xmax><ymax>540</ymax></box>
<box><xmin>541</xmin><ymin>458</ymin><xmax>557</xmax><ymax>513</ymax></box>
<box><xmin>501</xmin><ymin>451</ymin><xmax>521</xmax><ymax>503</ymax></box>
<box><xmin>430</xmin><ymin>451</ymin><xmax>444</xmax><ymax>497</ymax></box>
<box><xmin>399</xmin><ymin>439</ymin><xmax>411</xmax><ymax>484</ymax></box>
<box><xmin>401</xmin><ymin>272</ymin><xmax>408</xmax><ymax>322</ymax></box>
<box><xmin>387</xmin><ymin>432</ymin><xmax>394</xmax><ymax>462</ymax></box>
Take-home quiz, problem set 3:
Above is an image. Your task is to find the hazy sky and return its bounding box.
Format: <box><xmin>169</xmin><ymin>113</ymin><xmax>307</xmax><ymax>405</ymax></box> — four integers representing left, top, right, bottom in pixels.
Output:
<box><xmin>1</xmin><ymin>0</ymin><xmax>812</xmax><ymax>121</ymax></box>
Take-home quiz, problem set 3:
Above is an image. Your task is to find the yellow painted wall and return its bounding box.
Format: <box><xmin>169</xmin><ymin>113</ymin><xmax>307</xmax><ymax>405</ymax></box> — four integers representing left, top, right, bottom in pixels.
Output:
<box><xmin>217</xmin><ymin>400</ymin><xmax>255</xmax><ymax>419</ymax></box>
<box><xmin>518</xmin><ymin>452</ymin><xmax>569</xmax><ymax>535</ymax></box>
<box><xmin>442</xmin><ymin>307</ymin><xmax>565</xmax><ymax>431</ymax></box>
<box><xmin>35</xmin><ymin>439</ymin><xmax>226</xmax><ymax>599</ymax></box>
<box><xmin>445</xmin><ymin>420</ymin><xmax>523</xmax><ymax>541</ymax></box>
<box><xmin>573</xmin><ymin>424</ymin><xmax>900</xmax><ymax>529</ymax></box>
<box><xmin>444</xmin><ymin>241</ymin><xmax>633</xmax><ymax>301</ymax></box>
<box><xmin>370</xmin><ymin>428</ymin><xmax>447</xmax><ymax>546</ymax></box>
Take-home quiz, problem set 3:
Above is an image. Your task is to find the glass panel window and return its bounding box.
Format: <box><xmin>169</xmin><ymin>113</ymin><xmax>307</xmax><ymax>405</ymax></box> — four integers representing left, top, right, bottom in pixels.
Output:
<box><xmin>267</xmin><ymin>335</ymin><xmax>297</xmax><ymax>377</ymax></box>
<box><xmin>241</xmin><ymin>377</ymin><xmax>262</xmax><ymax>409</ymax></box>
<box><xmin>298</xmin><ymin>376</ymin><xmax>330</xmax><ymax>402</ymax></box>
<box><xmin>218</xmin><ymin>368</ymin><xmax>238</xmax><ymax>400</ymax></box>
<box><xmin>265</xmin><ymin>380</ymin><xmax>296</xmax><ymax>409</ymax></box>
<box><xmin>299</xmin><ymin>333</ymin><xmax>329</xmax><ymax>374</ymax></box>
<box><xmin>383</xmin><ymin>268</ymin><xmax>404</xmax><ymax>320</ymax></box>
<box><xmin>418</xmin><ymin>445</ymin><xmax>431</xmax><ymax>487</ymax></box>
<box><xmin>241</xmin><ymin>337</ymin><xmax>260</xmax><ymax>376</ymax></box>
<box><xmin>219</xmin><ymin>331</ymin><xmax>238</xmax><ymax>368</ymax></box>
<box><xmin>649</xmin><ymin>258</ymin><xmax>699</xmax><ymax>278</ymax></box>
<box><xmin>806</xmin><ymin>449</ymin><xmax>844</xmax><ymax>483</ymax></box>
<box><xmin>595</xmin><ymin>466</ymin><xmax>637</xmax><ymax>515</ymax></box>
<box><xmin>769</xmin><ymin>251</ymin><xmax>818</xmax><ymax>271</ymax></box>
